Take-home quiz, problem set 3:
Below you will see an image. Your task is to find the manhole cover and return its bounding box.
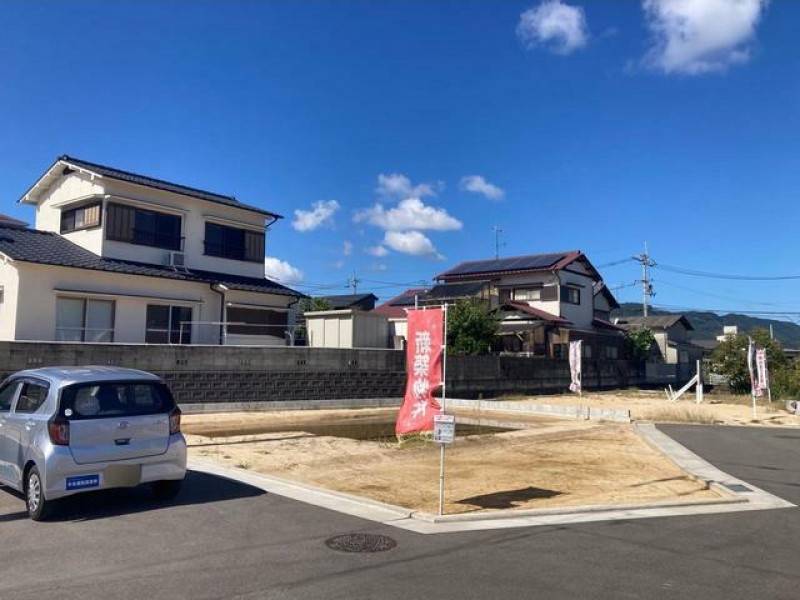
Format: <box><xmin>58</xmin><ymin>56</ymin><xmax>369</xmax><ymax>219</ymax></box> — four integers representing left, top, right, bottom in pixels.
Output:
<box><xmin>325</xmin><ymin>533</ymin><xmax>397</xmax><ymax>553</ymax></box>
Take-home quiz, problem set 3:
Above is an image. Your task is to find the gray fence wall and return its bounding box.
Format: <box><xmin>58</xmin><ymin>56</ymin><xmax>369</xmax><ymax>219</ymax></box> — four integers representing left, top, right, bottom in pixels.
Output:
<box><xmin>0</xmin><ymin>342</ymin><xmax>405</xmax><ymax>405</ymax></box>
<box><xmin>446</xmin><ymin>356</ymin><xmax>647</xmax><ymax>398</ymax></box>
<box><xmin>0</xmin><ymin>342</ymin><xmax>685</xmax><ymax>405</ymax></box>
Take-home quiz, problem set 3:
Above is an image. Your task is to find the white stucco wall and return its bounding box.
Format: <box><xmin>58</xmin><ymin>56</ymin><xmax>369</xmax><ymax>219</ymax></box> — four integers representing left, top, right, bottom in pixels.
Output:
<box><xmin>35</xmin><ymin>173</ymin><xmax>105</xmax><ymax>255</ymax></box>
<box><xmin>0</xmin><ymin>260</ymin><xmax>20</xmax><ymax>340</ymax></box>
<box><xmin>7</xmin><ymin>262</ymin><xmax>295</xmax><ymax>345</ymax></box>
<box><xmin>556</xmin><ymin>269</ymin><xmax>594</xmax><ymax>328</ymax></box>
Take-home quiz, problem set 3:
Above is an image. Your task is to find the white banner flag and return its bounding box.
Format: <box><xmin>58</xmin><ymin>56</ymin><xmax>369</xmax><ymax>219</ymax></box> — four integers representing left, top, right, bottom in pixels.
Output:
<box><xmin>747</xmin><ymin>337</ymin><xmax>758</xmax><ymax>397</ymax></box>
<box><xmin>569</xmin><ymin>340</ymin><xmax>582</xmax><ymax>394</ymax></box>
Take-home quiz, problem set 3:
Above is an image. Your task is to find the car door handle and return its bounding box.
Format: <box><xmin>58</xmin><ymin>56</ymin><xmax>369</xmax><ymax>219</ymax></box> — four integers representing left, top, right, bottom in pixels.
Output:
<box><xmin>25</xmin><ymin>420</ymin><xmax>36</xmax><ymax>429</ymax></box>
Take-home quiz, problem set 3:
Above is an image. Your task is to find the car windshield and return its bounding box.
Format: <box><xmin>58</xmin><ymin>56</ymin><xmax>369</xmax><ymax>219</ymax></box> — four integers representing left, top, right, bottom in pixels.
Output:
<box><xmin>59</xmin><ymin>381</ymin><xmax>175</xmax><ymax>420</ymax></box>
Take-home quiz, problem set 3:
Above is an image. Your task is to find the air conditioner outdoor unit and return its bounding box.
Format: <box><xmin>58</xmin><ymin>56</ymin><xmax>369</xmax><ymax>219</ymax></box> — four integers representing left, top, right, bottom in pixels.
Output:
<box><xmin>167</xmin><ymin>251</ymin><xmax>186</xmax><ymax>269</ymax></box>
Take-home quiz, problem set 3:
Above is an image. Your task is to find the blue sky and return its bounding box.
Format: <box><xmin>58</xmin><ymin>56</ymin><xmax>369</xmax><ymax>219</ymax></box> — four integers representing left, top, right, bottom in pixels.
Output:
<box><xmin>1</xmin><ymin>0</ymin><xmax>798</xmax><ymax>317</ymax></box>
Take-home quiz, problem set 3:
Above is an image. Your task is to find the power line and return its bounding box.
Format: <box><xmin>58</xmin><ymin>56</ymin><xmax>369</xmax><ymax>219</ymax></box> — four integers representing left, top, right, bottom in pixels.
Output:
<box><xmin>597</xmin><ymin>258</ymin><xmax>635</xmax><ymax>269</ymax></box>
<box><xmin>656</xmin><ymin>263</ymin><xmax>800</xmax><ymax>281</ymax></box>
<box><xmin>650</xmin><ymin>303</ymin><xmax>800</xmax><ymax>316</ymax></box>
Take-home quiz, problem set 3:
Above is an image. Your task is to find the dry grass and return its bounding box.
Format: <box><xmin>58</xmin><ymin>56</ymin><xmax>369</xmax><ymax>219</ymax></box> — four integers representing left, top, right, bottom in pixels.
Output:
<box><xmin>637</xmin><ymin>405</ymin><xmax>718</xmax><ymax>425</ymax></box>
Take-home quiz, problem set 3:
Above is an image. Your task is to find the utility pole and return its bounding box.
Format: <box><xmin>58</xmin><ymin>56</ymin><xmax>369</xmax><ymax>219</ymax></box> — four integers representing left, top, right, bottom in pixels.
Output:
<box><xmin>347</xmin><ymin>271</ymin><xmax>361</xmax><ymax>295</ymax></box>
<box><xmin>492</xmin><ymin>226</ymin><xmax>504</xmax><ymax>259</ymax></box>
<box><xmin>632</xmin><ymin>242</ymin><xmax>656</xmax><ymax>317</ymax></box>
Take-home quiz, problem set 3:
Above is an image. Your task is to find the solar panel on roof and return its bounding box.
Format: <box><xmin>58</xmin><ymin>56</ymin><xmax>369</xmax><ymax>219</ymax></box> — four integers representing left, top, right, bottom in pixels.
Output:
<box><xmin>443</xmin><ymin>252</ymin><xmax>568</xmax><ymax>276</ymax></box>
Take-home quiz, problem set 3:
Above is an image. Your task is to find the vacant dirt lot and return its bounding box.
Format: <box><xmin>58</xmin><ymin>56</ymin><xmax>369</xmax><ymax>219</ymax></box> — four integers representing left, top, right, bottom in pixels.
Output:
<box><xmin>501</xmin><ymin>390</ymin><xmax>800</xmax><ymax>427</ymax></box>
<box><xmin>186</xmin><ymin>409</ymin><xmax>717</xmax><ymax>514</ymax></box>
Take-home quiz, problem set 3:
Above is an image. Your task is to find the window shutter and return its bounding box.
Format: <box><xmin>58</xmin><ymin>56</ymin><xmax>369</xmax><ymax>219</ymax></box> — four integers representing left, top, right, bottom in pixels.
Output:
<box><xmin>244</xmin><ymin>231</ymin><xmax>265</xmax><ymax>262</ymax></box>
<box><xmin>107</xmin><ymin>203</ymin><xmax>135</xmax><ymax>242</ymax></box>
<box><xmin>541</xmin><ymin>285</ymin><xmax>558</xmax><ymax>301</ymax></box>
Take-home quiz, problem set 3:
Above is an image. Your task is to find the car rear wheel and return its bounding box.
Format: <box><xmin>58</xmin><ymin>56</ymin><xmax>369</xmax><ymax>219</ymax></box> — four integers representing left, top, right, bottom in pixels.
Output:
<box><xmin>26</xmin><ymin>466</ymin><xmax>52</xmax><ymax>521</ymax></box>
<box><xmin>152</xmin><ymin>479</ymin><xmax>183</xmax><ymax>501</ymax></box>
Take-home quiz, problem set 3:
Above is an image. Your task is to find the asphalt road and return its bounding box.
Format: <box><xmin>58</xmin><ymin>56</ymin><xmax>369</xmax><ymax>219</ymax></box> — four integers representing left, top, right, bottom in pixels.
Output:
<box><xmin>1</xmin><ymin>425</ymin><xmax>799</xmax><ymax>600</ymax></box>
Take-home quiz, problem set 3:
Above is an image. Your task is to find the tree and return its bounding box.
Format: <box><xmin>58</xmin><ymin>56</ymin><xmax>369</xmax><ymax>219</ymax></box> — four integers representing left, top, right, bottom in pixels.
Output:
<box><xmin>624</xmin><ymin>328</ymin><xmax>656</xmax><ymax>361</ymax></box>
<box><xmin>298</xmin><ymin>297</ymin><xmax>332</xmax><ymax>313</ymax></box>
<box><xmin>711</xmin><ymin>328</ymin><xmax>788</xmax><ymax>395</ymax></box>
<box><xmin>446</xmin><ymin>299</ymin><xmax>499</xmax><ymax>355</ymax></box>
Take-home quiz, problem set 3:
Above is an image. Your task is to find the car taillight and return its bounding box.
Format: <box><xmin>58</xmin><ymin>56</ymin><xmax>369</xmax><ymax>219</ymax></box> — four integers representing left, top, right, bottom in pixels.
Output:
<box><xmin>48</xmin><ymin>417</ymin><xmax>70</xmax><ymax>446</ymax></box>
<box><xmin>169</xmin><ymin>407</ymin><xmax>182</xmax><ymax>435</ymax></box>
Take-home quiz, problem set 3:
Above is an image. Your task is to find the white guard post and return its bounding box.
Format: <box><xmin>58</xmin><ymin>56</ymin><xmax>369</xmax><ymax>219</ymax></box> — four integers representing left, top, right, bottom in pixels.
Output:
<box><xmin>665</xmin><ymin>360</ymin><xmax>704</xmax><ymax>404</ymax></box>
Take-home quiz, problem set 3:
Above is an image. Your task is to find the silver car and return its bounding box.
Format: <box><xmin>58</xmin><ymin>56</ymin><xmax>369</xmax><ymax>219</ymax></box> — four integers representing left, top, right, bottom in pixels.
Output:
<box><xmin>0</xmin><ymin>366</ymin><xmax>187</xmax><ymax>520</ymax></box>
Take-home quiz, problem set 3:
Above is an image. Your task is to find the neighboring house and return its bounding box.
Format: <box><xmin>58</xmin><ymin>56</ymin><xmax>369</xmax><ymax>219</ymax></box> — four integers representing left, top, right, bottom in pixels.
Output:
<box><xmin>0</xmin><ymin>213</ymin><xmax>27</xmax><ymax>228</ymax></box>
<box><xmin>0</xmin><ymin>155</ymin><xmax>303</xmax><ymax>345</ymax></box>
<box><xmin>376</xmin><ymin>251</ymin><xmax>625</xmax><ymax>358</ymax></box>
<box><xmin>318</xmin><ymin>293</ymin><xmax>378</xmax><ymax>311</ymax></box>
<box><xmin>614</xmin><ymin>315</ymin><xmax>704</xmax><ymax>366</ymax></box>
<box><xmin>373</xmin><ymin>288</ymin><xmax>428</xmax><ymax>349</ymax></box>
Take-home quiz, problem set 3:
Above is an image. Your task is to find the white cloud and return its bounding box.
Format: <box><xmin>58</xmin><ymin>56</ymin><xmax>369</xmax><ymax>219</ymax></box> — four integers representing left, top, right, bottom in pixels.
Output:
<box><xmin>459</xmin><ymin>175</ymin><xmax>505</xmax><ymax>201</ymax></box>
<box><xmin>343</xmin><ymin>240</ymin><xmax>353</xmax><ymax>256</ymax></box>
<box><xmin>376</xmin><ymin>173</ymin><xmax>439</xmax><ymax>199</ymax></box>
<box><xmin>264</xmin><ymin>257</ymin><xmax>304</xmax><ymax>285</ymax></box>
<box><xmin>367</xmin><ymin>244</ymin><xmax>389</xmax><ymax>257</ymax></box>
<box><xmin>642</xmin><ymin>0</ymin><xmax>768</xmax><ymax>75</ymax></box>
<box><xmin>292</xmin><ymin>200</ymin><xmax>340</xmax><ymax>232</ymax></box>
<box><xmin>354</xmin><ymin>197</ymin><xmax>462</xmax><ymax>232</ymax></box>
<box><xmin>383</xmin><ymin>231</ymin><xmax>443</xmax><ymax>259</ymax></box>
<box><xmin>517</xmin><ymin>1</ymin><xmax>589</xmax><ymax>55</ymax></box>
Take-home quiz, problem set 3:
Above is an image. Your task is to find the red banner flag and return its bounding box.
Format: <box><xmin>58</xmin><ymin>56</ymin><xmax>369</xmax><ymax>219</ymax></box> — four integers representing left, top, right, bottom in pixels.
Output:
<box><xmin>396</xmin><ymin>308</ymin><xmax>444</xmax><ymax>436</ymax></box>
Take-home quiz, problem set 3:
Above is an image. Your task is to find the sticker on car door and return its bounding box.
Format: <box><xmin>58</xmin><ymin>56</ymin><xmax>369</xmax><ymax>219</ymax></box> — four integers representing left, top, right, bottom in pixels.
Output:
<box><xmin>66</xmin><ymin>475</ymin><xmax>100</xmax><ymax>490</ymax></box>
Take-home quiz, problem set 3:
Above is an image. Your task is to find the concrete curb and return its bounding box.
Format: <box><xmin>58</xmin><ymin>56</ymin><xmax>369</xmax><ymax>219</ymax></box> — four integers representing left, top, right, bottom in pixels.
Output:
<box><xmin>447</xmin><ymin>397</ymin><xmax>631</xmax><ymax>423</ymax></box>
<box><xmin>412</xmin><ymin>495</ymin><xmax>745</xmax><ymax>524</ymax></box>
<box><xmin>181</xmin><ymin>397</ymin><xmax>402</xmax><ymax>414</ymax></box>
<box><xmin>188</xmin><ymin>458</ymin><xmax>413</xmax><ymax>523</ymax></box>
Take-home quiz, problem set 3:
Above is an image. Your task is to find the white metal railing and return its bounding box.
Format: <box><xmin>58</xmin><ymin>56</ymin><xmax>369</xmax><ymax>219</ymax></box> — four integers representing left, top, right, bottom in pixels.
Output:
<box><xmin>55</xmin><ymin>327</ymin><xmax>114</xmax><ymax>343</ymax></box>
<box><xmin>175</xmin><ymin>321</ymin><xmax>299</xmax><ymax>346</ymax></box>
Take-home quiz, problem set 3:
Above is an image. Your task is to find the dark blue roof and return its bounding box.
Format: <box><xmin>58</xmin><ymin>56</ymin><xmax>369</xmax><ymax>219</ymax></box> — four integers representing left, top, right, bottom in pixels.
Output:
<box><xmin>437</xmin><ymin>252</ymin><xmax>577</xmax><ymax>279</ymax></box>
<box><xmin>0</xmin><ymin>224</ymin><xmax>302</xmax><ymax>297</ymax></box>
<box><xmin>318</xmin><ymin>293</ymin><xmax>378</xmax><ymax>309</ymax></box>
<box><xmin>38</xmin><ymin>155</ymin><xmax>281</xmax><ymax>219</ymax></box>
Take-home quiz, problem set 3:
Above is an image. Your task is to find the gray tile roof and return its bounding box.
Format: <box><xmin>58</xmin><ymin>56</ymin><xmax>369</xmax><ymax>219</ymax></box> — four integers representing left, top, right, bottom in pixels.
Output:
<box><xmin>47</xmin><ymin>156</ymin><xmax>281</xmax><ymax>219</ymax></box>
<box><xmin>0</xmin><ymin>224</ymin><xmax>302</xmax><ymax>297</ymax></box>
<box><xmin>614</xmin><ymin>315</ymin><xmax>694</xmax><ymax>331</ymax></box>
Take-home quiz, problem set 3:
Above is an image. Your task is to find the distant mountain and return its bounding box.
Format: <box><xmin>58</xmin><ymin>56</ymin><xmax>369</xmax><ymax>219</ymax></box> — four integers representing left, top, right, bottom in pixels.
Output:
<box><xmin>611</xmin><ymin>303</ymin><xmax>800</xmax><ymax>348</ymax></box>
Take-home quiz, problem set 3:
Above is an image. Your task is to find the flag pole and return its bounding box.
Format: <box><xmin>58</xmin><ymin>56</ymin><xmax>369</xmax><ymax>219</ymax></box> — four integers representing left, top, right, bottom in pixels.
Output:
<box><xmin>438</xmin><ymin>303</ymin><xmax>448</xmax><ymax>517</ymax></box>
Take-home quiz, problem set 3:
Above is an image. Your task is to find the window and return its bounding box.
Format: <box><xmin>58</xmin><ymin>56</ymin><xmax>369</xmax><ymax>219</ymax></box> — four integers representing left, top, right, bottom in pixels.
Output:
<box><xmin>15</xmin><ymin>381</ymin><xmax>49</xmax><ymax>414</ymax></box>
<box><xmin>226</xmin><ymin>306</ymin><xmax>288</xmax><ymax>336</ymax></box>
<box><xmin>562</xmin><ymin>286</ymin><xmax>581</xmax><ymax>305</ymax></box>
<box><xmin>106</xmin><ymin>203</ymin><xmax>182</xmax><ymax>251</ymax></box>
<box><xmin>61</xmin><ymin>203</ymin><xmax>101</xmax><ymax>233</ymax></box>
<box><xmin>605</xmin><ymin>346</ymin><xmax>619</xmax><ymax>359</ymax></box>
<box><xmin>582</xmin><ymin>344</ymin><xmax>592</xmax><ymax>358</ymax></box>
<box><xmin>59</xmin><ymin>381</ymin><xmax>175</xmax><ymax>420</ymax></box>
<box><xmin>204</xmin><ymin>223</ymin><xmax>265</xmax><ymax>263</ymax></box>
<box><xmin>56</xmin><ymin>297</ymin><xmax>115</xmax><ymax>342</ymax></box>
<box><xmin>513</xmin><ymin>286</ymin><xmax>542</xmax><ymax>302</ymax></box>
<box><xmin>0</xmin><ymin>381</ymin><xmax>19</xmax><ymax>412</ymax></box>
<box><xmin>145</xmin><ymin>305</ymin><xmax>192</xmax><ymax>344</ymax></box>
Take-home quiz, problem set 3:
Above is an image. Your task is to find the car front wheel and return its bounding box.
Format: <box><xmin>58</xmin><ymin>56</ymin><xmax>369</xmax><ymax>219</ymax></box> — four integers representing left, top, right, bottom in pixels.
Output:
<box><xmin>26</xmin><ymin>466</ymin><xmax>52</xmax><ymax>521</ymax></box>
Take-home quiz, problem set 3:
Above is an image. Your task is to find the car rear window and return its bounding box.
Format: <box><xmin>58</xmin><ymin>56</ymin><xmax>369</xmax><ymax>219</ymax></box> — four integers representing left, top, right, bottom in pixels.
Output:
<box><xmin>59</xmin><ymin>381</ymin><xmax>176</xmax><ymax>420</ymax></box>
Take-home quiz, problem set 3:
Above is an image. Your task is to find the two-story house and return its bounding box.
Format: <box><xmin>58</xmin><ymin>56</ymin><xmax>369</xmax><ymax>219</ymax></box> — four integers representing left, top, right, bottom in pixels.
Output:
<box><xmin>374</xmin><ymin>251</ymin><xmax>625</xmax><ymax>357</ymax></box>
<box><xmin>0</xmin><ymin>155</ymin><xmax>303</xmax><ymax>345</ymax></box>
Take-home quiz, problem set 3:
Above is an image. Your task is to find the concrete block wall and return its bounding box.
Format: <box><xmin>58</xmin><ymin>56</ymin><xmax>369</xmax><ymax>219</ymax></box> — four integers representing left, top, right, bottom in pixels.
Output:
<box><xmin>0</xmin><ymin>342</ymin><xmax>405</xmax><ymax>405</ymax></box>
